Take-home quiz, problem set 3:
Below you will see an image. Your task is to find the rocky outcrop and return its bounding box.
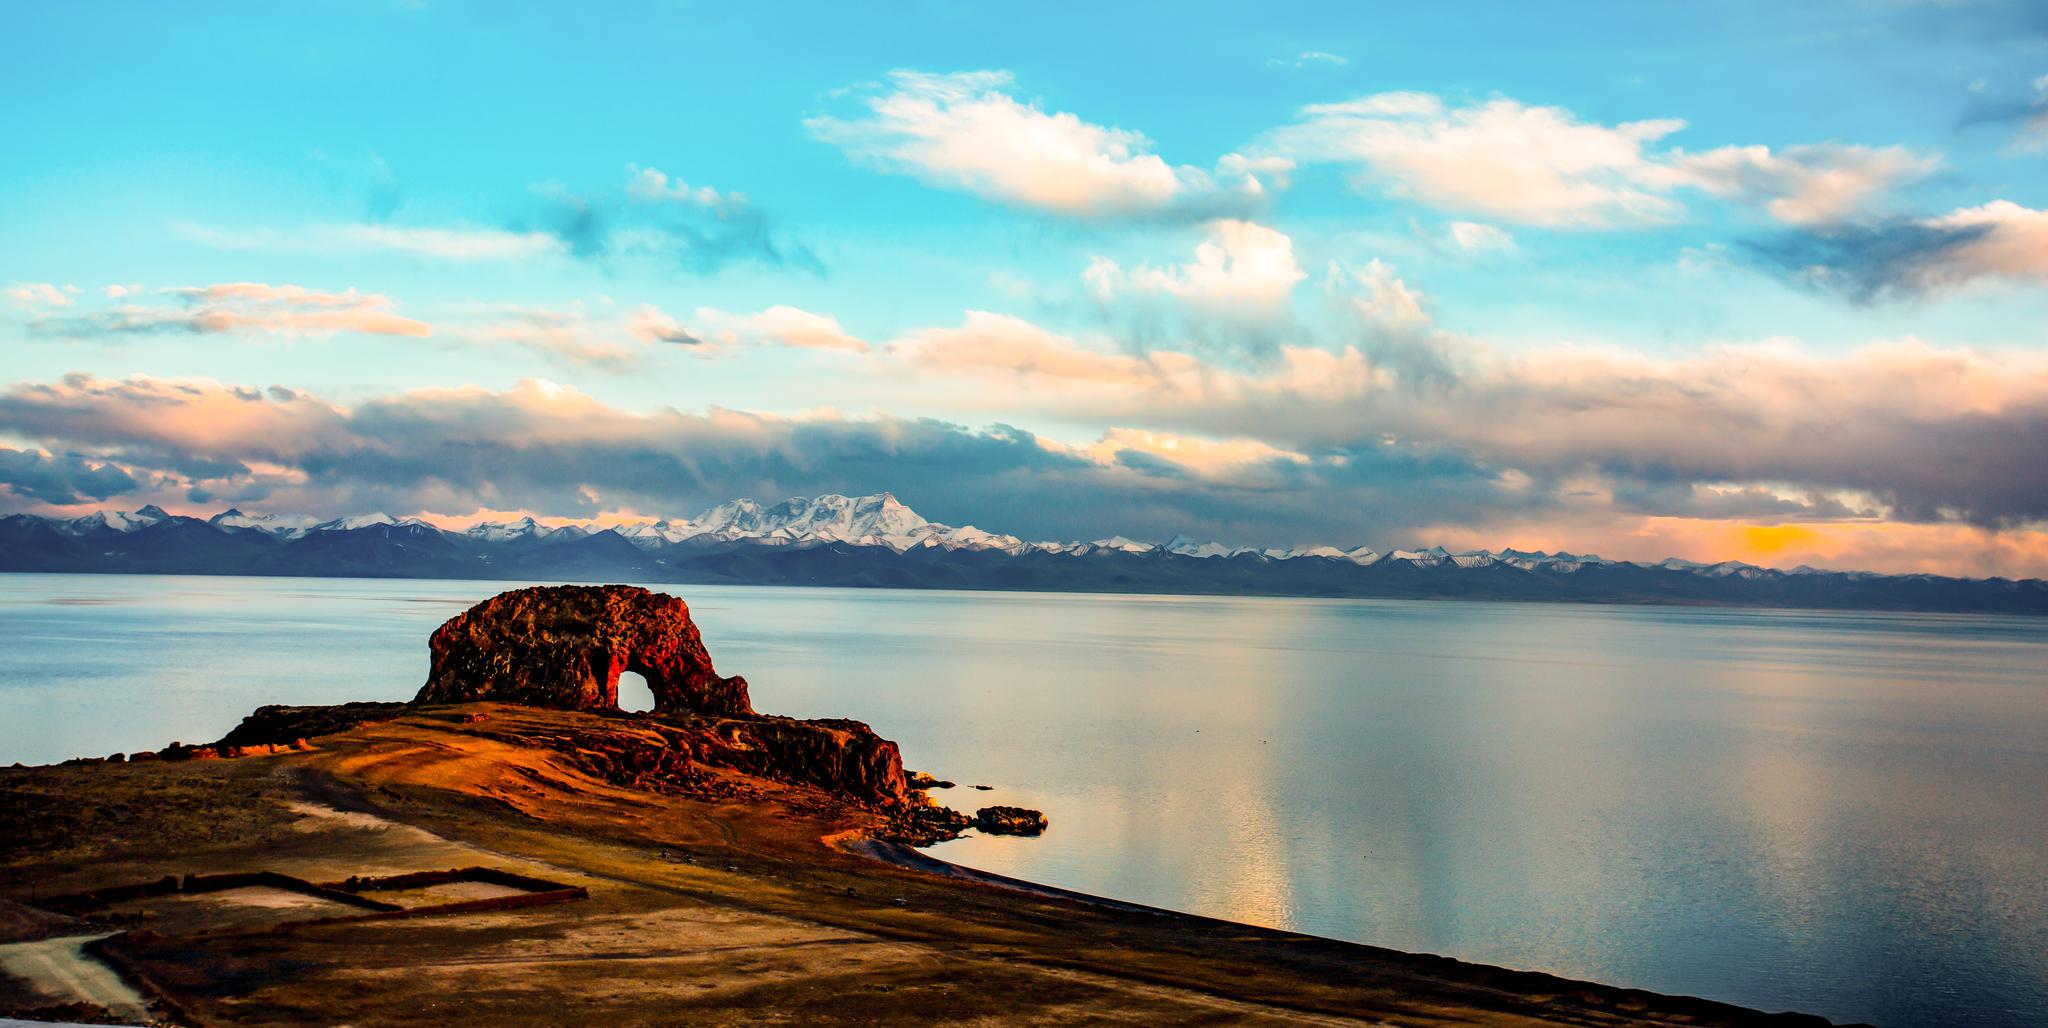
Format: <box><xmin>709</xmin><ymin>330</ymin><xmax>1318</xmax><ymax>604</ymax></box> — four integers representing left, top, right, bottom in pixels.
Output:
<box><xmin>410</xmin><ymin>586</ymin><xmax>922</xmax><ymax>810</ymax></box>
<box><xmin>415</xmin><ymin>585</ymin><xmax>751</xmax><ymax>716</ymax></box>
<box><xmin>218</xmin><ymin>701</ymin><xmax>409</xmax><ymax>749</ymax></box>
<box><xmin>710</xmin><ymin>717</ymin><xmax>912</xmax><ymax>808</ymax></box>
<box><xmin>186</xmin><ymin>584</ymin><xmax>1047</xmax><ymax>844</ymax></box>
<box><xmin>543</xmin><ymin>714</ymin><xmax>914</xmax><ymax>809</ymax></box>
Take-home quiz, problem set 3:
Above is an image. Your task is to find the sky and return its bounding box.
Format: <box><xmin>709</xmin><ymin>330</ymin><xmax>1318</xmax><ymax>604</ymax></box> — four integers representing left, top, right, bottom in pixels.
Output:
<box><xmin>3</xmin><ymin>1</ymin><xmax>2047</xmax><ymax>576</ymax></box>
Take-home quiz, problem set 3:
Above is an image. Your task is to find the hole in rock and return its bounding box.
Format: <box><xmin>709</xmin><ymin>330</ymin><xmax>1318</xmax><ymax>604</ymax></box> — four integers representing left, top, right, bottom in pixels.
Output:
<box><xmin>617</xmin><ymin>670</ymin><xmax>655</xmax><ymax>713</ymax></box>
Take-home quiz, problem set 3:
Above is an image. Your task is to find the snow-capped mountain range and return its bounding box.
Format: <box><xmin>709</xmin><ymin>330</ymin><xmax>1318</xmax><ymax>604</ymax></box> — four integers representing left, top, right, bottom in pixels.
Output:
<box><xmin>7</xmin><ymin>493</ymin><xmax>2041</xmax><ymax>612</ymax></box>
<box><xmin>21</xmin><ymin>492</ymin><xmax>1855</xmax><ymax>580</ymax></box>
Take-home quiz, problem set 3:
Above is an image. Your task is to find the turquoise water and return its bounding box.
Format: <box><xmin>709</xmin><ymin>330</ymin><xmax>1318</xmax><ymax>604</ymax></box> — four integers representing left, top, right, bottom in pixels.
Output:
<box><xmin>2</xmin><ymin>574</ymin><xmax>2044</xmax><ymax>1026</ymax></box>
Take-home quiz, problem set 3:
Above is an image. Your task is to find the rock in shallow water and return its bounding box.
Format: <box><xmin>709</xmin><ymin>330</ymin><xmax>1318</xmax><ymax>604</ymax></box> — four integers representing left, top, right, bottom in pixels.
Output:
<box><xmin>907</xmin><ymin>771</ymin><xmax>955</xmax><ymax>790</ymax></box>
<box><xmin>974</xmin><ymin>806</ymin><xmax>1049</xmax><ymax>836</ymax></box>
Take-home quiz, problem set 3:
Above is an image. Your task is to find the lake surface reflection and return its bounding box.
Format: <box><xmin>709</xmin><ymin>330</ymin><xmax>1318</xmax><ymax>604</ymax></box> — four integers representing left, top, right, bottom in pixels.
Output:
<box><xmin>2</xmin><ymin>574</ymin><xmax>2044</xmax><ymax>1026</ymax></box>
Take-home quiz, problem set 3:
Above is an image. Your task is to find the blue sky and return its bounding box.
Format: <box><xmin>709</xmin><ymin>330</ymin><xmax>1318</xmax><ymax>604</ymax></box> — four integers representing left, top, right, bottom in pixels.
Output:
<box><xmin>4</xmin><ymin>1</ymin><xmax>2047</xmax><ymax>575</ymax></box>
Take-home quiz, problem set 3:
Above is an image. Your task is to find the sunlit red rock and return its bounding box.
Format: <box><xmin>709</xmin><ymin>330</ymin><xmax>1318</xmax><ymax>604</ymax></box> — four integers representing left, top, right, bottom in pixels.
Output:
<box><xmin>415</xmin><ymin>585</ymin><xmax>752</xmax><ymax>716</ymax></box>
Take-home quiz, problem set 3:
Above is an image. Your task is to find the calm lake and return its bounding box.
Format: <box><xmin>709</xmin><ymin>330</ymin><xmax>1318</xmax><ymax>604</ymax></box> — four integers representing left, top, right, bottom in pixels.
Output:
<box><xmin>2</xmin><ymin>573</ymin><xmax>2044</xmax><ymax>1026</ymax></box>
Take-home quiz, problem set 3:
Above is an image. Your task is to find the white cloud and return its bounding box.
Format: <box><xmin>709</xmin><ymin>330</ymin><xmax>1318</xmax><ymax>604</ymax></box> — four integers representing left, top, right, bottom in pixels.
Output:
<box><xmin>1268</xmin><ymin>93</ymin><xmax>1688</xmax><ymax>227</ymax></box>
<box><xmin>452</xmin><ymin>304</ymin><xmax>638</xmax><ymax>366</ymax></box>
<box><xmin>5</xmin><ymin>283</ymin><xmax>77</xmax><ymax>309</ymax></box>
<box><xmin>1267</xmin><ymin>92</ymin><xmax>1932</xmax><ymax>228</ymax></box>
<box><xmin>627</xmin><ymin>304</ymin><xmax>870</xmax><ymax>354</ymax></box>
<box><xmin>1447</xmin><ymin>221</ymin><xmax>1516</xmax><ymax>252</ymax></box>
<box><xmin>1339</xmin><ymin>259</ymin><xmax>1431</xmax><ymax>331</ymax></box>
<box><xmin>892</xmin><ymin>311</ymin><xmax>1201</xmax><ymax>387</ymax></box>
<box><xmin>626</xmin><ymin>305</ymin><xmax>695</xmax><ymax>345</ymax></box>
<box><xmin>1085</xmin><ymin>220</ymin><xmax>1306</xmax><ymax>320</ymax></box>
<box><xmin>29</xmin><ymin>283</ymin><xmax>431</xmax><ymax>339</ymax></box>
<box><xmin>807</xmin><ymin>69</ymin><xmax>1289</xmax><ymax>219</ymax></box>
<box><xmin>1912</xmin><ymin>200</ymin><xmax>2048</xmax><ymax>287</ymax></box>
<box><xmin>623</xmin><ymin>165</ymin><xmax>744</xmax><ymax>208</ymax></box>
<box><xmin>175</xmin><ymin>283</ymin><xmax>385</xmax><ymax>307</ymax></box>
<box><xmin>1670</xmin><ymin>144</ymin><xmax>1936</xmax><ymax>225</ymax></box>
<box><xmin>457</xmin><ymin>300</ymin><xmax>868</xmax><ymax>367</ymax></box>
<box><xmin>688</xmin><ymin>305</ymin><xmax>870</xmax><ymax>353</ymax></box>
<box><xmin>1323</xmin><ymin>258</ymin><xmax>1470</xmax><ymax>386</ymax></box>
<box><xmin>1078</xmin><ymin>427</ymin><xmax>1311</xmax><ymax>479</ymax></box>
<box><xmin>1268</xmin><ymin>51</ymin><xmax>1350</xmax><ymax>69</ymax></box>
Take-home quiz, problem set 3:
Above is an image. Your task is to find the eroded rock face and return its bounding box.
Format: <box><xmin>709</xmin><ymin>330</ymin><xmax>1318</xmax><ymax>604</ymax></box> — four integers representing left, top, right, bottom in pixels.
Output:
<box><xmin>415</xmin><ymin>585</ymin><xmax>752</xmax><ymax>716</ymax></box>
<box><xmin>540</xmin><ymin>715</ymin><xmax>913</xmax><ymax>809</ymax></box>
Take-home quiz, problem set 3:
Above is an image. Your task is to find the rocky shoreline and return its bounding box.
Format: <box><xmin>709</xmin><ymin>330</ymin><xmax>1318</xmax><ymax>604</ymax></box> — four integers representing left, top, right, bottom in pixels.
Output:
<box><xmin>0</xmin><ymin>585</ymin><xmax>1850</xmax><ymax>1026</ymax></box>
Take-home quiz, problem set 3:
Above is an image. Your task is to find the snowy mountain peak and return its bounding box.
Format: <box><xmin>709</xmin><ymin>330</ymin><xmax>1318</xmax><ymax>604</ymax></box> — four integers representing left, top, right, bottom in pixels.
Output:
<box><xmin>1088</xmin><ymin>536</ymin><xmax>1157</xmax><ymax>555</ymax></box>
<box><xmin>465</xmin><ymin>516</ymin><xmax>551</xmax><ymax>543</ymax></box>
<box><xmin>1165</xmin><ymin>534</ymin><xmax>1238</xmax><ymax>559</ymax></box>
<box><xmin>680</xmin><ymin>492</ymin><xmax>937</xmax><ymax>548</ymax></box>
<box><xmin>617</xmin><ymin>519</ymin><xmax>693</xmax><ymax>548</ymax></box>
<box><xmin>688</xmin><ymin>498</ymin><xmax>768</xmax><ymax>537</ymax></box>
<box><xmin>312</xmin><ymin>512</ymin><xmax>400</xmax><ymax>532</ymax></box>
<box><xmin>1287</xmin><ymin>545</ymin><xmax>1350</xmax><ymax>561</ymax></box>
<box><xmin>58</xmin><ymin>506</ymin><xmax>170</xmax><ymax>536</ymax></box>
<box><xmin>210</xmin><ymin>508</ymin><xmax>320</xmax><ymax>537</ymax></box>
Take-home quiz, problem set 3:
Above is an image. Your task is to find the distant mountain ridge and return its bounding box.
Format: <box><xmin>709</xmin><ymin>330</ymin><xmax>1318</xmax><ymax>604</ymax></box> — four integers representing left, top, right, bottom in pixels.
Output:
<box><xmin>4</xmin><ymin>494</ymin><xmax>2044</xmax><ymax>615</ymax></box>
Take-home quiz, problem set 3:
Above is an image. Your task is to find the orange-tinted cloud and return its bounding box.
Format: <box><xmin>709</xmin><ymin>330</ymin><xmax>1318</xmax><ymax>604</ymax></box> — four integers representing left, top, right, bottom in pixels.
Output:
<box><xmin>27</xmin><ymin>282</ymin><xmax>431</xmax><ymax>339</ymax></box>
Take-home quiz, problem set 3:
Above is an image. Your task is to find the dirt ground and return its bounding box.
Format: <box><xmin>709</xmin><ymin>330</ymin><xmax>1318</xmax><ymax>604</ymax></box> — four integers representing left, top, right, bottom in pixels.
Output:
<box><xmin>0</xmin><ymin>703</ymin><xmax>1847</xmax><ymax>1026</ymax></box>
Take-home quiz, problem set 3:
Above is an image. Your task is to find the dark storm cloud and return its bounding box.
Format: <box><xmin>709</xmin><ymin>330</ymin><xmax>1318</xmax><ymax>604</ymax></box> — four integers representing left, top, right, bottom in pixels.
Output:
<box><xmin>0</xmin><ymin>448</ymin><xmax>139</xmax><ymax>505</ymax></box>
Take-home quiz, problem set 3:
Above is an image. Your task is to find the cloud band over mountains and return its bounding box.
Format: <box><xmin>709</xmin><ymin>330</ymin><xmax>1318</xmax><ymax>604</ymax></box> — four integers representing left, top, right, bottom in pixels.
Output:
<box><xmin>2</xmin><ymin>334</ymin><xmax>2043</xmax><ymax>561</ymax></box>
